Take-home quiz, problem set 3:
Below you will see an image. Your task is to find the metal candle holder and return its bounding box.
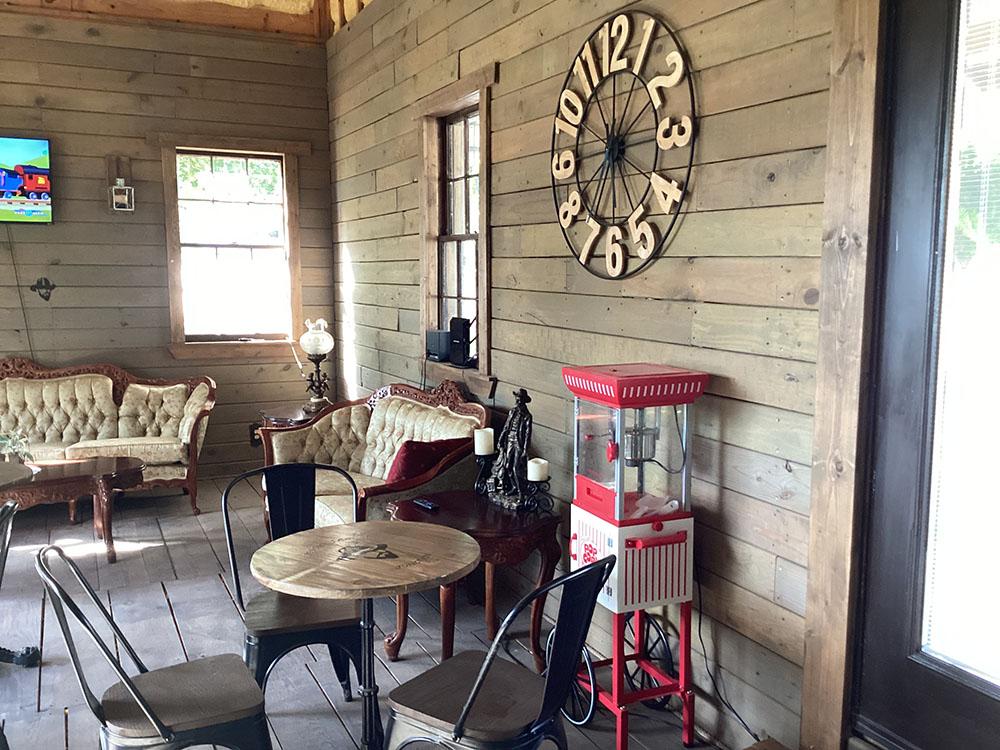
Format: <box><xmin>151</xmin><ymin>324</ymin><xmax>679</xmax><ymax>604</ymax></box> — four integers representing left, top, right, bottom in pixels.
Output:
<box><xmin>303</xmin><ymin>352</ymin><xmax>331</xmax><ymax>413</ymax></box>
<box><xmin>474</xmin><ymin>453</ymin><xmax>495</xmax><ymax>496</ymax></box>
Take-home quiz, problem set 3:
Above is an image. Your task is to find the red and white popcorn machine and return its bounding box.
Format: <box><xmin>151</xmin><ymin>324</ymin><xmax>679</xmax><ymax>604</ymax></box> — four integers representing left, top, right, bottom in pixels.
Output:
<box><xmin>563</xmin><ymin>362</ymin><xmax>709</xmax><ymax>749</ymax></box>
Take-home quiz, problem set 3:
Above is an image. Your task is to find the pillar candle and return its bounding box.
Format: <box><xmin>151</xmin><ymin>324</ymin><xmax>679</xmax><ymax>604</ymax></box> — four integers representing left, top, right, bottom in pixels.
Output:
<box><xmin>474</xmin><ymin>428</ymin><xmax>494</xmax><ymax>455</ymax></box>
<box><xmin>527</xmin><ymin>457</ymin><xmax>549</xmax><ymax>482</ymax></box>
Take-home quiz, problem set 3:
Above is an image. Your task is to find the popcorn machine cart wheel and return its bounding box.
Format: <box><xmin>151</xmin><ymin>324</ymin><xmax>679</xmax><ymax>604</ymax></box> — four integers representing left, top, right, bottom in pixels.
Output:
<box><xmin>562</xmin><ymin>363</ymin><xmax>710</xmax><ymax>750</ymax></box>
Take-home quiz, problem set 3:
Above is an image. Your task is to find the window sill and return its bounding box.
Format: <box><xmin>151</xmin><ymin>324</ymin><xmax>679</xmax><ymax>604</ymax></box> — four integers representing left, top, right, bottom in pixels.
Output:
<box><xmin>425</xmin><ymin>359</ymin><xmax>494</xmax><ymax>399</ymax></box>
<box><xmin>169</xmin><ymin>340</ymin><xmax>295</xmax><ymax>360</ymax></box>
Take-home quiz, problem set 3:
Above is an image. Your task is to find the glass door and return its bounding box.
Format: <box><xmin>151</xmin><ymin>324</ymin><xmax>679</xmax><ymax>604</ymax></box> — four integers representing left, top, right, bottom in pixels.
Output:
<box><xmin>855</xmin><ymin>0</ymin><xmax>1000</xmax><ymax>747</ymax></box>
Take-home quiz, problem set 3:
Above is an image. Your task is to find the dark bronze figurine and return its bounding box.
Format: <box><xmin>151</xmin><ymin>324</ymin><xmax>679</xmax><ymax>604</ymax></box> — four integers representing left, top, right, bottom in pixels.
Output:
<box><xmin>487</xmin><ymin>388</ymin><xmax>533</xmax><ymax>508</ymax></box>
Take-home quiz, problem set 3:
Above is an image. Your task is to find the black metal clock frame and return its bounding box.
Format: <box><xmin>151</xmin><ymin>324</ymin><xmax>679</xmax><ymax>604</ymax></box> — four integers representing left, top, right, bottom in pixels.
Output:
<box><xmin>550</xmin><ymin>11</ymin><xmax>697</xmax><ymax>280</ymax></box>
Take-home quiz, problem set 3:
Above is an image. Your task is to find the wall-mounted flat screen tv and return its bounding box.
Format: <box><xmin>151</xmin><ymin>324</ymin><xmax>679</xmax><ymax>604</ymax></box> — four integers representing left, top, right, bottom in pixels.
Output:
<box><xmin>0</xmin><ymin>137</ymin><xmax>52</xmax><ymax>223</ymax></box>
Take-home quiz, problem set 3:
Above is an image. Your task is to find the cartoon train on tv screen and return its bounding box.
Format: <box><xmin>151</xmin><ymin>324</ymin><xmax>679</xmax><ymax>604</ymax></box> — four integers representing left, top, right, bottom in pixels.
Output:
<box><xmin>0</xmin><ymin>137</ymin><xmax>53</xmax><ymax>223</ymax></box>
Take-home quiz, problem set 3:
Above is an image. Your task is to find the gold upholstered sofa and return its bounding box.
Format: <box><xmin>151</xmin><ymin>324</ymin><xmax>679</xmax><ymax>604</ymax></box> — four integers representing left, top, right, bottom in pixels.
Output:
<box><xmin>260</xmin><ymin>381</ymin><xmax>488</xmax><ymax>526</ymax></box>
<box><xmin>0</xmin><ymin>358</ymin><xmax>215</xmax><ymax>513</ymax></box>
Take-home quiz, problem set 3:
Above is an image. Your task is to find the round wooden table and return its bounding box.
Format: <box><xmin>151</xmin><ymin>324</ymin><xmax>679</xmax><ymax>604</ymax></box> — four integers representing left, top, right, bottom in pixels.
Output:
<box><xmin>250</xmin><ymin>520</ymin><xmax>481</xmax><ymax>750</ymax></box>
<box><xmin>2</xmin><ymin>457</ymin><xmax>144</xmax><ymax>563</ymax></box>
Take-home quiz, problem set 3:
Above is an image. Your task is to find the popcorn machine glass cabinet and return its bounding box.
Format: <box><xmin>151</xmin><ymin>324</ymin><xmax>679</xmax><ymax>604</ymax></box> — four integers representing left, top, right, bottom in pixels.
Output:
<box><xmin>573</xmin><ymin>398</ymin><xmax>688</xmax><ymax>523</ymax></box>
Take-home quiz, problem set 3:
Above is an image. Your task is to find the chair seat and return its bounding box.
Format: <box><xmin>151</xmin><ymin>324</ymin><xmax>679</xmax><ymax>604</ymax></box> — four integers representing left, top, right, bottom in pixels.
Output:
<box><xmin>101</xmin><ymin>654</ymin><xmax>263</xmax><ymax>739</ymax></box>
<box><xmin>388</xmin><ymin>650</ymin><xmax>545</xmax><ymax>742</ymax></box>
<box><xmin>244</xmin><ymin>589</ymin><xmax>360</xmax><ymax>636</ymax></box>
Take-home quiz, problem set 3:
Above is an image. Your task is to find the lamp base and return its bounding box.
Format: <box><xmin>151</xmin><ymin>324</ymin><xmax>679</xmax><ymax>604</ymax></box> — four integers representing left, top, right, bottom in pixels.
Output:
<box><xmin>302</xmin><ymin>396</ymin><xmax>331</xmax><ymax>414</ymax></box>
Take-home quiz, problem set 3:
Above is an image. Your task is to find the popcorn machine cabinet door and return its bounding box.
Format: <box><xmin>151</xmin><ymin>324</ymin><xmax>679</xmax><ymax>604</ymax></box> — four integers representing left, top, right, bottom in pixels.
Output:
<box><xmin>570</xmin><ymin>504</ymin><xmax>694</xmax><ymax>614</ymax></box>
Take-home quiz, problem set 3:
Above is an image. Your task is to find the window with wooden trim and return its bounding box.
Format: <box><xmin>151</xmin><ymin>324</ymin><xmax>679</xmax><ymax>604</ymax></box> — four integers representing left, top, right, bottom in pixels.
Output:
<box><xmin>438</xmin><ymin>108</ymin><xmax>481</xmax><ymax>364</ymax></box>
<box><xmin>419</xmin><ymin>65</ymin><xmax>495</xmax><ymax>382</ymax></box>
<box><xmin>159</xmin><ymin>135</ymin><xmax>307</xmax><ymax>358</ymax></box>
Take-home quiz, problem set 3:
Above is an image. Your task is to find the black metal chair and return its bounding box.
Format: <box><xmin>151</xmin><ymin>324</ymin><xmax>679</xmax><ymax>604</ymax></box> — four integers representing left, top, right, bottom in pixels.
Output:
<box><xmin>383</xmin><ymin>555</ymin><xmax>616</xmax><ymax>750</ymax></box>
<box><xmin>35</xmin><ymin>544</ymin><xmax>272</xmax><ymax>750</ymax></box>
<box><xmin>221</xmin><ymin>462</ymin><xmax>364</xmax><ymax>701</ymax></box>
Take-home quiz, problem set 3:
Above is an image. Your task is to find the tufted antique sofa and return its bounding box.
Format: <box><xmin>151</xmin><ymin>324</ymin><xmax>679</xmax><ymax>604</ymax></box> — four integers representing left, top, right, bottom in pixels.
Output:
<box><xmin>260</xmin><ymin>381</ymin><xmax>488</xmax><ymax>526</ymax></box>
<box><xmin>0</xmin><ymin>358</ymin><xmax>215</xmax><ymax>514</ymax></box>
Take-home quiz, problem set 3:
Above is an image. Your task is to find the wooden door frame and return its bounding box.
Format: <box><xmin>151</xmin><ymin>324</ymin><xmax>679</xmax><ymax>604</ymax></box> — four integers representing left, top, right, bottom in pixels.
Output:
<box><xmin>800</xmin><ymin>0</ymin><xmax>887</xmax><ymax>747</ymax></box>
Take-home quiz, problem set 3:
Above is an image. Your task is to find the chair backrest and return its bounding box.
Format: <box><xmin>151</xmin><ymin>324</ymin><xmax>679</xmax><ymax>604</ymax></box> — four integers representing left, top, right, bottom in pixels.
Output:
<box><xmin>0</xmin><ymin>501</ymin><xmax>17</xmax><ymax>592</ymax></box>
<box><xmin>34</xmin><ymin>545</ymin><xmax>172</xmax><ymax>741</ymax></box>
<box><xmin>220</xmin><ymin>462</ymin><xmax>360</xmax><ymax>610</ymax></box>
<box><xmin>453</xmin><ymin>555</ymin><xmax>616</xmax><ymax>741</ymax></box>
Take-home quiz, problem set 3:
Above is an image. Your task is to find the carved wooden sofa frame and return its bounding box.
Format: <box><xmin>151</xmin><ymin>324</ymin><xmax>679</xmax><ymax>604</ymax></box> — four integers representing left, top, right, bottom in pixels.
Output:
<box><xmin>0</xmin><ymin>357</ymin><xmax>216</xmax><ymax>514</ymax></box>
<box><xmin>260</xmin><ymin>381</ymin><xmax>488</xmax><ymax>523</ymax></box>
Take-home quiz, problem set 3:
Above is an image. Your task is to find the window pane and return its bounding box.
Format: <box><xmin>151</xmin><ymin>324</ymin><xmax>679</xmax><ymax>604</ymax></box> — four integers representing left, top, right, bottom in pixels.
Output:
<box><xmin>448</xmin><ymin>119</ymin><xmax>465</xmax><ymax>178</ymax></box>
<box><xmin>247</xmin><ymin>158</ymin><xmax>284</xmax><ymax>203</ymax></box>
<box><xmin>460</xmin><ymin>299</ymin><xmax>477</xmax><ymax>362</ymax></box>
<box><xmin>448</xmin><ymin>179</ymin><xmax>466</xmax><ymax>235</ymax></box>
<box><xmin>440</xmin><ymin>240</ymin><xmax>458</xmax><ymax>297</ymax></box>
<box><xmin>176</xmin><ymin>154</ymin><xmax>213</xmax><ymax>200</ymax></box>
<box><xmin>460</xmin><ymin>239</ymin><xmax>477</xmax><ymax>299</ymax></box>
<box><xmin>181</xmin><ymin>246</ymin><xmax>291</xmax><ymax>336</ymax></box>
<box><xmin>440</xmin><ymin>297</ymin><xmax>458</xmax><ymax>329</ymax></box>
<box><xmin>921</xmin><ymin>0</ymin><xmax>1000</xmax><ymax>688</ymax></box>
<box><xmin>468</xmin><ymin>176</ymin><xmax>480</xmax><ymax>233</ymax></box>
<box><xmin>211</xmin><ymin>155</ymin><xmax>251</xmax><ymax>201</ymax></box>
<box><xmin>467</xmin><ymin>113</ymin><xmax>480</xmax><ymax>176</ymax></box>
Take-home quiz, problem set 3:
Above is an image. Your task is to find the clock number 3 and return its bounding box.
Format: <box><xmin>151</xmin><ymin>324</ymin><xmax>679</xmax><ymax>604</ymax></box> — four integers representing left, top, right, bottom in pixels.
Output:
<box><xmin>657</xmin><ymin>115</ymin><xmax>693</xmax><ymax>151</ymax></box>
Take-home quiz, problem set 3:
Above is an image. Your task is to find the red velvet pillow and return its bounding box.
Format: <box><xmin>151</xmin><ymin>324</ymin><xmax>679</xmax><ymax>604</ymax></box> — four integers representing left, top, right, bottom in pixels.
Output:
<box><xmin>386</xmin><ymin>437</ymin><xmax>472</xmax><ymax>483</ymax></box>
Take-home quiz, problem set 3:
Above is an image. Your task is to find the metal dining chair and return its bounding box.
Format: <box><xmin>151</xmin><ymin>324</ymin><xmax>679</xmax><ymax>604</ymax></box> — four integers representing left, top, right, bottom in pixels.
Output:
<box><xmin>35</xmin><ymin>544</ymin><xmax>272</xmax><ymax>750</ymax></box>
<box><xmin>0</xmin><ymin>500</ymin><xmax>40</xmax><ymax>669</ymax></box>
<box><xmin>221</xmin><ymin>462</ymin><xmax>363</xmax><ymax>701</ymax></box>
<box><xmin>383</xmin><ymin>555</ymin><xmax>616</xmax><ymax>750</ymax></box>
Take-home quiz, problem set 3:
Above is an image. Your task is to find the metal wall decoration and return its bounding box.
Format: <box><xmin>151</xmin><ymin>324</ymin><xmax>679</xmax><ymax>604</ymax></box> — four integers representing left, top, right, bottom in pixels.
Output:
<box><xmin>549</xmin><ymin>12</ymin><xmax>696</xmax><ymax>279</ymax></box>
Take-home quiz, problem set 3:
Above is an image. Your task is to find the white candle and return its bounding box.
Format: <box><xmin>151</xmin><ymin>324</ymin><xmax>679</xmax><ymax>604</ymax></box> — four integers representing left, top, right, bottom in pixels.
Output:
<box><xmin>527</xmin><ymin>457</ymin><xmax>549</xmax><ymax>482</ymax></box>
<box><xmin>474</xmin><ymin>428</ymin><xmax>494</xmax><ymax>456</ymax></box>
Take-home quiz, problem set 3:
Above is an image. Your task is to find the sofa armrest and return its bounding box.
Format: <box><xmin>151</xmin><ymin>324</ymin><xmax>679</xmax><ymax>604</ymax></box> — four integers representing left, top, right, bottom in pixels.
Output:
<box><xmin>261</xmin><ymin>403</ymin><xmax>369</xmax><ymax>466</ymax></box>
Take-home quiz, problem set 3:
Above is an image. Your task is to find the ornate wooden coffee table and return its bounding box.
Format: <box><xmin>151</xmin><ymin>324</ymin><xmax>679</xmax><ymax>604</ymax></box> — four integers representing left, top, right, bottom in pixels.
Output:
<box><xmin>250</xmin><ymin>520</ymin><xmax>480</xmax><ymax>750</ymax></box>
<box><xmin>3</xmin><ymin>457</ymin><xmax>144</xmax><ymax>563</ymax></box>
<box><xmin>386</xmin><ymin>489</ymin><xmax>562</xmax><ymax>672</ymax></box>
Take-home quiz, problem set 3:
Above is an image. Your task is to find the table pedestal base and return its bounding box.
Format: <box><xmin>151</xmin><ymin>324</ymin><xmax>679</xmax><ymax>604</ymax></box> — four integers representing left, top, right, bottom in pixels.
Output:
<box><xmin>360</xmin><ymin>597</ymin><xmax>384</xmax><ymax>750</ymax></box>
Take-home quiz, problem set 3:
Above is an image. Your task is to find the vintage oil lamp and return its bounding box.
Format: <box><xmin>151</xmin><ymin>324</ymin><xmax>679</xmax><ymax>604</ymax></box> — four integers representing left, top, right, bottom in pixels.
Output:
<box><xmin>563</xmin><ymin>362</ymin><xmax>709</xmax><ymax>749</ymax></box>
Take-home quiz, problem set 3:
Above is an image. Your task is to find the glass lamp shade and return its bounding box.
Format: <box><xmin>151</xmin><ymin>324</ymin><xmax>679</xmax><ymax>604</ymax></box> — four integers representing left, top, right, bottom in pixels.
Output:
<box><xmin>300</xmin><ymin>318</ymin><xmax>334</xmax><ymax>357</ymax></box>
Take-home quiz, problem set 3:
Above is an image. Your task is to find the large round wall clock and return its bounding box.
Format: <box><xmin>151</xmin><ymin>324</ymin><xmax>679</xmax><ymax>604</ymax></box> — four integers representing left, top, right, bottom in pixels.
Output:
<box><xmin>550</xmin><ymin>11</ymin><xmax>696</xmax><ymax>279</ymax></box>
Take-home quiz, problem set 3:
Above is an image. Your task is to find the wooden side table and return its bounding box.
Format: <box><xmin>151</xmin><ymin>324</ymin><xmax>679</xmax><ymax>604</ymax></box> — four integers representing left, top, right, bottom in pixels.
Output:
<box><xmin>248</xmin><ymin>404</ymin><xmax>319</xmax><ymax>447</ymax></box>
<box><xmin>386</xmin><ymin>490</ymin><xmax>562</xmax><ymax>672</ymax></box>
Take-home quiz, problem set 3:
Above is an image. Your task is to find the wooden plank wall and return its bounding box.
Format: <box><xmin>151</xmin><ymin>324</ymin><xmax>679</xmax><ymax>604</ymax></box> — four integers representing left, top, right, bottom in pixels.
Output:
<box><xmin>327</xmin><ymin>0</ymin><xmax>831</xmax><ymax>747</ymax></box>
<box><xmin>0</xmin><ymin>11</ymin><xmax>333</xmax><ymax>478</ymax></box>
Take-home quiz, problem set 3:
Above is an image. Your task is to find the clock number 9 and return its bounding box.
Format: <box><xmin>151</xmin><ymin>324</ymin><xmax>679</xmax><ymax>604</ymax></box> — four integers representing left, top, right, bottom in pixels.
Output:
<box><xmin>551</xmin><ymin>150</ymin><xmax>576</xmax><ymax>180</ymax></box>
<box><xmin>606</xmin><ymin>225</ymin><xmax>626</xmax><ymax>277</ymax></box>
<box><xmin>657</xmin><ymin>115</ymin><xmax>693</xmax><ymax>151</ymax></box>
<box><xmin>627</xmin><ymin>203</ymin><xmax>657</xmax><ymax>259</ymax></box>
<box><xmin>646</xmin><ymin>50</ymin><xmax>686</xmax><ymax>110</ymax></box>
<box><xmin>559</xmin><ymin>190</ymin><xmax>582</xmax><ymax>228</ymax></box>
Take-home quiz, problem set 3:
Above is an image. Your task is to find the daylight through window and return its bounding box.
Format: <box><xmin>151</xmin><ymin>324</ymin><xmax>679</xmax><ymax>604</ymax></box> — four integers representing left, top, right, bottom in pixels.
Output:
<box><xmin>175</xmin><ymin>151</ymin><xmax>292</xmax><ymax>341</ymax></box>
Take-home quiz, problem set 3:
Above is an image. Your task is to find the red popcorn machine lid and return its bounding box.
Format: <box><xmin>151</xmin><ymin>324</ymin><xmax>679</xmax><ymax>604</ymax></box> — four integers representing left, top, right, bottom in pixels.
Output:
<box><xmin>562</xmin><ymin>362</ymin><xmax>710</xmax><ymax>408</ymax></box>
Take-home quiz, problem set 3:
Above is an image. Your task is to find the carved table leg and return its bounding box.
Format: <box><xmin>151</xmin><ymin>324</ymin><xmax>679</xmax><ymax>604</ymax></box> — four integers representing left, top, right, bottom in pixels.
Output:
<box><xmin>485</xmin><ymin>561</ymin><xmax>498</xmax><ymax>641</ymax></box>
<box><xmin>383</xmin><ymin>594</ymin><xmax>408</xmax><ymax>660</ymax></box>
<box><xmin>93</xmin><ymin>480</ymin><xmax>117</xmax><ymax>563</ymax></box>
<box><xmin>440</xmin><ymin>583</ymin><xmax>456</xmax><ymax>661</ymax></box>
<box><xmin>531</xmin><ymin>535</ymin><xmax>563</xmax><ymax>673</ymax></box>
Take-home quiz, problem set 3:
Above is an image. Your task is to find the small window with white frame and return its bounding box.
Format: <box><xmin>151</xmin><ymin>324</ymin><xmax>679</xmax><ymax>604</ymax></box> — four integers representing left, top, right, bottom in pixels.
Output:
<box><xmin>438</xmin><ymin>108</ymin><xmax>481</xmax><ymax>365</ymax></box>
<box><xmin>175</xmin><ymin>150</ymin><xmax>292</xmax><ymax>341</ymax></box>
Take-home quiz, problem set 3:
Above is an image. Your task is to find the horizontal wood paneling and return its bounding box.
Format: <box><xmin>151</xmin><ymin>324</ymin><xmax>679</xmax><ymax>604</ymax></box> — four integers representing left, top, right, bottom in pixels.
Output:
<box><xmin>0</xmin><ymin>12</ymin><xmax>332</xmax><ymax>478</ymax></box>
<box><xmin>328</xmin><ymin>0</ymin><xmax>832</xmax><ymax>745</ymax></box>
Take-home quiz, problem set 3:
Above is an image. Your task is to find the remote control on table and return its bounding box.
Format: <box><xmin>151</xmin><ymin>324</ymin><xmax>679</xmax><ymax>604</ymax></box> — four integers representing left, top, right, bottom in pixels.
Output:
<box><xmin>413</xmin><ymin>498</ymin><xmax>439</xmax><ymax>512</ymax></box>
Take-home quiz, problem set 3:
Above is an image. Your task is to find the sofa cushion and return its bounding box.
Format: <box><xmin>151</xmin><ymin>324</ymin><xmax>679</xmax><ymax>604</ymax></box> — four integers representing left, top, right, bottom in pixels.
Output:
<box><xmin>361</xmin><ymin>396</ymin><xmax>481</xmax><ymax>480</ymax></box>
<box><xmin>141</xmin><ymin>464</ymin><xmax>187</xmax><ymax>482</ymax></box>
<box><xmin>0</xmin><ymin>375</ymin><xmax>118</xmax><ymax>445</ymax></box>
<box><xmin>118</xmin><ymin>384</ymin><xmax>189</xmax><ymax>439</ymax></box>
<box><xmin>385</xmin><ymin>437</ymin><xmax>471</xmax><ymax>483</ymax></box>
<box><xmin>27</xmin><ymin>442</ymin><xmax>71</xmax><ymax>461</ymax></box>
<box><xmin>314</xmin><ymin>472</ymin><xmax>383</xmax><ymax>527</ymax></box>
<box><xmin>66</xmin><ymin>436</ymin><xmax>185</xmax><ymax>465</ymax></box>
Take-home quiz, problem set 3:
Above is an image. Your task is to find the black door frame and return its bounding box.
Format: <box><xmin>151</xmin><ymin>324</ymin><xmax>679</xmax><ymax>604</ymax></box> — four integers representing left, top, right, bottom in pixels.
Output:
<box><xmin>853</xmin><ymin>0</ymin><xmax>1000</xmax><ymax>747</ymax></box>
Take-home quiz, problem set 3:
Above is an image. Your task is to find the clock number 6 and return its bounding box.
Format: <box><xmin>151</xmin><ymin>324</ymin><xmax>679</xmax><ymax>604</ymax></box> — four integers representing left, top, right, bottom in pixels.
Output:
<box><xmin>628</xmin><ymin>203</ymin><xmax>657</xmax><ymax>259</ymax></box>
<box><xmin>606</xmin><ymin>226</ymin><xmax>626</xmax><ymax>277</ymax></box>
<box><xmin>551</xmin><ymin>150</ymin><xmax>576</xmax><ymax>180</ymax></box>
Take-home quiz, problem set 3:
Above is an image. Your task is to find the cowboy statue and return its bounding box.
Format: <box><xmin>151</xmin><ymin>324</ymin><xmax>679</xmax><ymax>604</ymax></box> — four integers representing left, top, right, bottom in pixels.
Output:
<box><xmin>487</xmin><ymin>388</ymin><xmax>533</xmax><ymax>508</ymax></box>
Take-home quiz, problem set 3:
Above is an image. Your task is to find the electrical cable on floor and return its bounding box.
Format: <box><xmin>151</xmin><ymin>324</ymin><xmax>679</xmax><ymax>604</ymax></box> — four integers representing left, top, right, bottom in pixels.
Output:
<box><xmin>695</xmin><ymin>565</ymin><xmax>761</xmax><ymax>744</ymax></box>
